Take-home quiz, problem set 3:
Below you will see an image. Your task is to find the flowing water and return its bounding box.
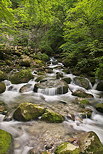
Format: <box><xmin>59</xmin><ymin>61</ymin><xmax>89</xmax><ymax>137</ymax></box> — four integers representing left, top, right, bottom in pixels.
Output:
<box><xmin>0</xmin><ymin>57</ymin><xmax>103</xmax><ymax>153</ymax></box>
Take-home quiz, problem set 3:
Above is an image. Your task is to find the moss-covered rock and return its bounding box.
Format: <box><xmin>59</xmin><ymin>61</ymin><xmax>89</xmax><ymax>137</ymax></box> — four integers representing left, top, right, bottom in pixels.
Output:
<box><xmin>20</xmin><ymin>55</ymin><xmax>31</xmax><ymax>67</ymax></box>
<box><xmin>0</xmin><ymin>129</ymin><xmax>13</xmax><ymax>154</ymax></box>
<box><xmin>55</xmin><ymin>142</ymin><xmax>80</xmax><ymax>154</ymax></box>
<box><xmin>95</xmin><ymin>103</ymin><xmax>103</xmax><ymax>113</ymax></box>
<box><xmin>79</xmin><ymin>99</ymin><xmax>90</xmax><ymax>108</ymax></box>
<box><xmin>72</xmin><ymin>90</ymin><xmax>93</xmax><ymax>98</ymax></box>
<box><xmin>41</xmin><ymin>109</ymin><xmax>65</xmax><ymax>123</ymax></box>
<box><xmin>0</xmin><ymin>82</ymin><xmax>6</xmax><ymax>94</ymax></box>
<box><xmin>73</xmin><ymin>77</ymin><xmax>91</xmax><ymax>89</ymax></box>
<box><xmin>0</xmin><ymin>101</ymin><xmax>7</xmax><ymax>114</ymax></box>
<box><xmin>78</xmin><ymin>131</ymin><xmax>103</xmax><ymax>154</ymax></box>
<box><xmin>9</xmin><ymin>69</ymin><xmax>34</xmax><ymax>84</ymax></box>
<box><xmin>13</xmin><ymin>103</ymin><xmax>45</xmax><ymax>121</ymax></box>
<box><xmin>19</xmin><ymin>84</ymin><xmax>32</xmax><ymax>93</ymax></box>
<box><xmin>79</xmin><ymin>108</ymin><xmax>92</xmax><ymax>119</ymax></box>
<box><xmin>0</xmin><ymin>70</ymin><xmax>7</xmax><ymax>81</ymax></box>
<box><xmin>62</xmin><ymin>77</ymin><xmax>71</xmax><ymax>84</ymax></box>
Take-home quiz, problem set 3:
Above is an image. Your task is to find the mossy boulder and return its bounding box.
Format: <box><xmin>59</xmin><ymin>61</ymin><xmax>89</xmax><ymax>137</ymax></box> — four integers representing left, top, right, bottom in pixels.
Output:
<box><xmin>13</xmin><ymin>103</ymin><xmax>45</xmax><ymax>121</ymax></box>
<box><xmin>95</xmin><ymin>103</ymin><xmax>103</xmax><ymax>113</ymax></box>
<box><xmin>9</xmin><ymin>69</ymin><xmax>34</xmax><ymax>84</ymax></box>
<box><xmin>62</xmin><ymin>77</ymin><xmax>71</xmax><ymax>84</ymax></box>
<box><xmin>41</xmin><ymin>109</ymin><xmax>65</xmax><ymax>123</ymax></box>
<box><xmin>19</xmin><ymin>84</ymin><xmax>32</xmax><ymax>93</ymax></box>
<box><xmin>78</xmin><ymin>131</ymin><xmax>103</xmax><ymax>154</ymax></box>
<box><xmin>55</xmin><ymin>142</ymin><xmax>80</xmax><ymax>154</ymax></box>
<box><xmin>20</xmin><ymin>55</ymin><xmax>31</xmax><ymax>67</ymax></box>
<box><xmin>72</xmin><ymin>90</ymin><xmax>93</xmax><ymax>98</ymax></box>
<box><xmin>73</xmin><ymin>77</ymin><xmax>91</xmax><ymax>89</ymax></box>
<box><xmin>79</xmin><ymin>108</ymin><xmax>92</xmax><ymax>119</ymax></box>
<box><xmin>0</xmin><ymin>101</ymin><xmax>7</xmax><ymax>114</ymax></box>
<box><xmin>0</xmin><ymin>70</ymin><xmax>7</xmax><ymax>81</ymax></box>
<box><xmin>0</xmin><ymin>129</ymin><xmax>13</xmax><ymax>154</ymax></box>
<box><xmin>0</xmin><ymin>82</ymin><xmax>6</xmax><ymax>94</ymax></box>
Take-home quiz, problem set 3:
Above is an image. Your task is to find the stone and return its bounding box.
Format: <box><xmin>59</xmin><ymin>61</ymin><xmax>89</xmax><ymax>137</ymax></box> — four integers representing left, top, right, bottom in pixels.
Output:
<box><xmin>41</xmin><ymin>109</ymin><xmax>65</xmax><ymax>123</ymax></box>
<box><xmin>33</xmin><ymin>79</ymin><xmax>68</xmax><ymax>95</ymax></box>
<box><xmin>96</xmin><ymin>81</ymin><xmax>103</xmax><ymax>91</ymax></box>
<box><xmin>0</xmin><ymin>101</ymin><xmax>7</xmax><ymax>114</ymax></box>
<box><xmin>62</xmin><ymin>77</ymin><xmax>71</xmax><ymax>84</ymax></box>
<box><xmin>20</xmin><ymin>55</ymin><xmax>31</xmax><ymax>67</ymax></box>
<box><xmin>78</xmin><ymin>131</ymin><xmax>103</xmax><ymax>154</ymax></box>
<box><xmin>19</xmin><ymin>84</ymin><xmax>32</xmax><ymax>93</ymax></box>
<box><xmin>79</xmin><ymin>99</ymin><xmax>90</xmax><ymax>108</ymax></box>
<box><xmin>13</xmin><ymin>102</ymin><xmax>45</xmax><ymax>121</ymax></box>
<box><xmin>79</xmin><ymin>108</ymin><xmax>92</xmax><ymax>118</ymax></box>
<box><xmin>56</xmin><ymin>72</ymin><xmax>63</xmax><ymax>79</ymax></box>
<box><xmin>0</xmin><ymin>70</ymin><xmax>7</xmax><ymax>81</ymax></box>
<box><xmin>73</xmin><ymin>77</ymin><xmax>91</xmax><ymax>89</ymax></box>
<box><xmin>0</xmin><ymin>82</ymin><xmax>6</xmax><ymax>94</ymax></box>
<box><xmin>9</xmin><ymin>69</ymin><xmax>34</xmax><ymax>84</ymax></box>
<box><xmin>55</xmin><ymin>142</ymin><xmax>80</xmax><ymax>154</ymax></box>
<box><xmin>95</xmin><ymin>103</ymin><xmax>103</xmax><ymax>113</ymax></box>
<box><xmin>0</xmin><ymin>129</ymin><xmax>13</xmax><ymax>154</ymax></box>
<box><xmin>72</xmin><ymin>90</ymin><xmax>93</xmax><ymax>98</ymax></box>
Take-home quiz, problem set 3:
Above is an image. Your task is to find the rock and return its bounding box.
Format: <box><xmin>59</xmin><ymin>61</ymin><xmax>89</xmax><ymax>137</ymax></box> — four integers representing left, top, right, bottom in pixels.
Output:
<box><xmin>96</xmin><ymin>81</ymin><xmax>103</xmax><ymax>91</ymax></box>
<box><xmin>9</xmin><ymin>69</ymin><xmax>34</xmax><ymax>84</ymax></box>
<box><xmin>19</xmin><ymin>84</ymin><xmax>32</xmax><ymax>93</ymax></box>
<box><xmin>20</xmin><ymin>55</ymin><xmax>31</xmax><ymax>67</ymax></box>
<box><xmin>56</xmin><ymin>72</ymin><xmax>63</xmax><ymax>79</ymax></box>
<box><xmin>35</xmin><ymin>76</ymin><xmax>45</xmax><ymax>82</ymax></box>
<box><xmin>95</xmin><ymin>103</ymin><xmax>103</xmax><ymax>113</ymax></box>
<box><xmin>72</xmin><ymin>90</ymin><xmax>93</xmax><ymax>98</ymax></box>
<box><xmin>0</xmin><ymin>101</ymin><xmax>7</xmax><ymax>114</ymax></box>
<box><xmin>45</xmin><ymin>68</ymin><xmax>53</xmax><ymax>73</ymax></box>
<box><xmin>79</xmin><ymin>99</ymin><xmax>90</xmax><ymax>108</ymax></box>
<box><xmin>41</xmin><ymin>109</ymin><xmax>65</xmax><ymax>123</ymax></box>
<box><xmin>73</xmin><ymin>77</ymin><xmax>91</xmax><ymax>89</ymax></box>
<box><xmin>79</xmin><ymin>108</ymin><xmax>92</xmax><ymax>118</ymax></box>
<box><xmin>62</xmin><ymin>77</ymin><xmax>71</xmax><ymax>84</ymax></box>
<box><xmin>55</xmin><ymin>142</ymin><xmax>80</xmax><ymax>154</ymax></box>
<box><xmin>33</xmin><ymin>79</ymin><xmax>68</xmax><ymax>95</ymax></box>
<box><xmin>13</xmin><ymin>103</ymin><xmax>45</xmax><ymax>121</ymax></box>
<box><xmin>0</xmin><ymin>70</ymin><xmax>7</xmax><ymax>81</ymax></box>
<box><xmin>78</xmin><ymin>131</ymin><xmax>103</xmax><ymax>154</ymax></box>
<box><xmin>0</xmin><ymin>82</ymin><xmax>6</xmax><ymax>94</ymax></box>
<box><xmin>0</xmin><ymin>129</ymin><xmax>13</xmax><ymax>154</ymax></box>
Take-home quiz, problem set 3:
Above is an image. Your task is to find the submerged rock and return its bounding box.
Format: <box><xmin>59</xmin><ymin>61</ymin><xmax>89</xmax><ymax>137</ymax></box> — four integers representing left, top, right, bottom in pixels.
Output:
<box><xmin>0</xmin><ymin>129</ymin><xmax>13</xmax><ymax>154</ymax></box>
<box><xmin>9</xmin><ymin>69</ymin><xmax>34</xmax><ymax>84</ymax></box>
<box><xmin>72</xmin><ymin>90</ymin><xmax>93</xmax><ymax>98</ymax></box>
<box><xmin>13</xmin><ymin>103</ymin><xmax>45</xmax><ymax>121</ymax></box>
<box><xmin>0</xmin><ymin>82</ymin><xmax>6</xmax><ymax>94</ymax></box>
<box><xmin>55</xmin><ymin>142</ymin><xmax>80</xmax><ymax>154</ymax></box>
<box><xmin>33</xmin><ymin>79</ymin><xmax>68</xmax><ymax>95</ymax></box>
<box><xmin>78</xmin><ymin>131</ymin><xmax>103</xmax><ymax>154</ymax></box>
<box><xmin>95</xmin><ymin>103</ymin><xmax>103</xmax><ymax>113</ymax></box>
<box><xmin>41</xmin><ymin>109</ymin><xmax>65</xmax><ymax>123</ymax></box>
<box><xmin>19</xmin><ymin>84</ymin><xmax>32</xmax><ymax>93</ymax></box>
<box><xmin>73</xmin><ymin>77</ymin><xmax>91</xmax><ymax>89</ymax></box>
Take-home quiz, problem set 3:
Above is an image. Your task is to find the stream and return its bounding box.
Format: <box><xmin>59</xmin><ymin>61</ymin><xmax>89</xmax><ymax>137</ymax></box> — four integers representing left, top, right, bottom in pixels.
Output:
<box><xmin>0</xmin><ymin>57</ymin><xmax>103</xmax><ymax>154</ymax></box>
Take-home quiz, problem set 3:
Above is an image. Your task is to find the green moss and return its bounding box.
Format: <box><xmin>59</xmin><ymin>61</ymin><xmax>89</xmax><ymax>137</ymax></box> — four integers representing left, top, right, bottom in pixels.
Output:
<box><xmin>0</xmin><ymin>71</ymin><xmax>7</xmax><ymax>81</ymax></box>
<box><xmin>41</xmin><ymin>109</ymin><xmax>64</xmax><ymax>123</ymax></box>
<box><xmin>13</xmin><ymin>102</ymin><xmax>45</xmax><ymax>121</ymax></box>
<box><xmin>0</xmin><ymin>129</ymin><xmax>12</xmax><ymax>154</ymax></box>
<box><xmin>0</xmin><ymin>82</ymin><xmax>6</xmax><ymax>94</ymax></box>
<box><xmin>95</xmin><ymin>103</ymin><xmax>103</xmax><ymax>113</ymax></box>
<box><xmin>55</xmin><ymin>142</ymin><xmax>80</xmax><ymax>154</ymax></box>
<box><xmin>79</xmin><ymin>99</ymin><xmax>90</xmax><ymax>108</ymax></box>
<box><xmin>72</xmin><ymin>90</ymin><xmax>93</xmax><ymax>98</ymax></box>
<box><xmin>10</xmin><ymin>69</ymin><xmax>34</xmax><ymax>84</ymax></box>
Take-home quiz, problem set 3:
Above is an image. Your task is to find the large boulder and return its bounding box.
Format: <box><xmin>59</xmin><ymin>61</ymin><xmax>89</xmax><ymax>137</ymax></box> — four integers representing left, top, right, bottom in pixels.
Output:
<box><xmin>72</xmin><ymin>90</ymin><xmax>93</xmax><ymax>98</ymax></box>
<box><xmin>20</xmin><ymin>55</ymin><xmax>31</xmax><ymax>67</ymax></box>
<box><xmin>9</xmin><ymin>69</ymin><xmax>34</xmax><ymax>84</ymax></box>
<box><xmin>13</xmin><ymin>103</ymin><xmax>45</xmax><ymax>121</ymax></box>
<box><xmin>0</xmin><ymin>82</ymin><xmax>6</xmax><ymax>94</ymax></box>
<box><xmin>33</xmin><ymin>79</ymin><xmax>68</xmax><ymax>95</ymax></box>
<box><xmin>0</xmin><ymin>70</ymin><xmax>7</xmax><ymax>81</ymax></box>
<box><xmin>95</xmin><ymin>103</ymin><xmax>103</xmax><ymax>113</ymax></box>
<box><xmin>73</xmin><ymin>77</ymin><xmax>91</xmax><ymax>89</ymax></box>
<box><xmin>96</xmin><ymin>81</ymin><xmax>103</xmax><ymax>91</ymax></box>
<box><xmin>62</xmin><ymin>77</ymin><xmax>71</xmax><ymax>84</ymax></box>
<box><xmin>41</xmin><ymin>109</ymin><xmax>64</xmax><ymax>123</ymax></box>
<box><xmin>0</xmin><ymin>129</ymin><xmax>13</xmax><ymax>154</ymax></box>
<box><xmin>78</xmin><ymin>131</ymin><xmax>103</xmax><ymax>154</ymax></box>
<box><xmin>55</xmin><ymin>142</ymin><xmax>80</xmax><ymax>154</ymax></box>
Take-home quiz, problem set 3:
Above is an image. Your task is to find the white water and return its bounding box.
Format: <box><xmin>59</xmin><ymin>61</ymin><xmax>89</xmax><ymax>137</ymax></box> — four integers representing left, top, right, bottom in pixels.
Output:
<box><xmin>0</xmin><ymin>57</ymin><xmax>103</xmax><ymax>153</ymax></box>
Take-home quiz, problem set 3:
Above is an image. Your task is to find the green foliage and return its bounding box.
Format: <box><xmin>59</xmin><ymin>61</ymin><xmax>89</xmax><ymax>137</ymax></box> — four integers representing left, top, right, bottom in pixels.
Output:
<box><xmin>95</xmin><ymin>63</ymin><xmax>103</xmax><ymax>80</ymax></box>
